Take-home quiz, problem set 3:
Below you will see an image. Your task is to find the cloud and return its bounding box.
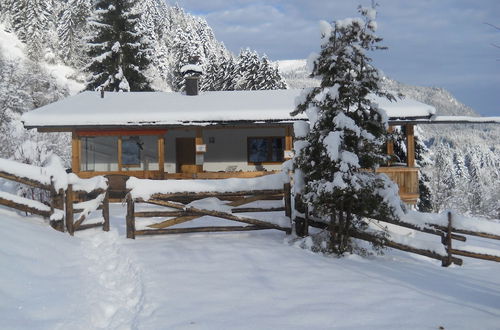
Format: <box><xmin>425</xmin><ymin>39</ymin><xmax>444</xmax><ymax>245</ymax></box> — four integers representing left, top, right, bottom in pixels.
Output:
<box><xmin>174</xmin><ymin>0</ymin><xmax>500</xmax><ymax>115</ymax></box>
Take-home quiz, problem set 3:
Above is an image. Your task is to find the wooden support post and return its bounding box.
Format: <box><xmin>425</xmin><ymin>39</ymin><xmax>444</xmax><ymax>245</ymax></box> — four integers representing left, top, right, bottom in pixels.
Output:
<box><xmin>405</xmin><ymin>124</ymin><xmax>415</xmax><ymax>167</ymax></box>
<box><xmin>102</xmin><ymin>191</ymin><xmax>110</xmax><ymax>232</ymax></box>
<box><xmin>65</xmin><ymin>184</ymin><xmax>74</xmax><ymax>235</ymax></box>
<box><xmin>387</xmin><ymin>125</ymin><xmax>394</xmax><ymax>165</ymax></box>
<box><xmin>50</xmin><ymin>179</ymin><xmax>65</xmax><ymax>232</ymax></box>
<box><xmin>71</xmin><ymin>131</ymin><xmax>80</xmax><ymax>174</ymax></box>
<box><xmin>126</xmin><ymin>194</ymin><xmax>135</xmax><ymax>239</ymax></box>
<box><xmin>195</xmin><ymin>127</ymin><xmax>204</xmax><ymax>173</ymax></box>
<box><xmin>294</xmin><ymin>193</ymin><xmax>308</xmax><ymax>237</ymax></box>
<box><xmin>158</xmin><ymin>135</ymin><xmax>165</xmax><ymax>179</ymax></box>
<box><xmin>304</xmin><ymin>205</ymin><xmax>309</xmax><ymax>237</ymax></box>
<box><xmin>284</xmin><ymin>183</ymin><xmax>292</xmax><ymax>218</ymax></box>
<box><xmin>442</xmin><ymin>211</ymin><xmax>453</xmax><ymax>267</ymax></box>
<box><xmin>117</xmin><ymin>136</ymin><xmax>123</xmax><ymax>172</ymax></box>
<box><xmin>285</xmin><ymin>125</ymin><xmax>293</xmax><ymax>160</ymax></box>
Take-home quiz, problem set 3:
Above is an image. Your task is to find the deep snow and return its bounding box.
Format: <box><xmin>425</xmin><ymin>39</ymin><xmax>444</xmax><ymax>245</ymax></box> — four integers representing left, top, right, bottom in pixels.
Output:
<box><xmin>1</xmin><ymin>204</ymin><xmax>500</xmax><ymax>330</ymax></box>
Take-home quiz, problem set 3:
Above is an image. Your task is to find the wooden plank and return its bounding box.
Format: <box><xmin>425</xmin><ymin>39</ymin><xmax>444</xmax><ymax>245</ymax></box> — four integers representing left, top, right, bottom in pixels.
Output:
<box><xmin>231</xmin><ymin>207</ymin><xmax>285</xmax><ymax>213</ymax></box>
<box><xmin>307</xmin><ymin>219</ymin><xmax>463</xmax><ymax>266</ymax></box>
<box><xmin>405</xmin><ymin>124</ymin><xmax>415</xmax><ymax>167</ymax></box>
<box><xmin>0</xmin><ymin>197</ymin><xmax>51</xmax><ymax>218</ymax></box>
<box><xmin>136</xmin><ymin>225</ymin><xmax>267</xmax><ymax>236</ymax></box>
<box><xmin>72</xmin><ymin>131</ymin><xmax>80</xmax><ymax>173</ymax></box>
<box><xmin>285</xmin><ymin>126</ymin><xmax>293</xmax><ymax>160</ymax></box>
<box><xmin>428</xmin><ymin>224</ymin><xmax>500</xmax><ymax>241</ymax></box>
<box><xmin>195</xmin><ymin>127</ymin><xmax>203</xmax><ymax>173</ymax></box>
<box><xmin>227</xmin><ymin>194</ymin><xmax>281</xmax><ymax>207</ymax></box>
<box><xmin>102</xmin><ymin>191</ymin><xmax>110</xmax><ymax>232</ymax></box>
<box><xmin>185</xmin><ymin>205</ymin><xmax>290</xmax><ymax>232</ymax></box>
<box><xmin>117</xmin><ymin>136</ymin><xmax>122</xmax><ymax>172</ymax></box>
<box><xmin>147</xmin><ymin>215</ymin><xmax>200</xmax><ymax>229</ymax></box>
<box><xmin>134</xmin><ymin>211</ymin><xmax>194</xmax><ymax>217</ymax></box>
<box><xmin>75</xmin><ymin>170</ymin><xmax>279</xmax><ymax>180</ymax></box>
<box><xmin>375</xmin><ymin>167</ymin><xmax>419</xmax><ymax>173</ymax></box>
<box><xmin>0</xmin><ymin>171</ymin><xmax>51</xmax><ymax>190</ymax></box>
<box><xmin>450</xmin><ymin>249</ymin><xmax>500</xmax><ymax>262</ymax></box>
<box><xmin>65</xmin><ymin>184</ymin><xmax>74</xmax><ymax>235</ymax></box>
<box><xmin>284</xmin><ymin>183</ymin><xmax>292</xmax><ymax>218</ymax></box>
<box><xmin>152</xmin><ymin>190</ymin><xmax>283</xmax><ymax>201</ymax></box>
<box><xmin>158</xmin><ymin>135</ymin><xmax>165</xmax><ymax>179</ymax></box>
<box><xmin>386</xmin><ymin>125</ymin><xmax>394</xmax><ymax>162</ymax></box>
<box><xmin>126</xmin><ymin>194</ymin><xmax>135</xmax><ymax>239</ymax></box>
<box><xmin>77</xmin><ymin>129</ymin><xmax>167</xmax><ymax>136</ymax></box>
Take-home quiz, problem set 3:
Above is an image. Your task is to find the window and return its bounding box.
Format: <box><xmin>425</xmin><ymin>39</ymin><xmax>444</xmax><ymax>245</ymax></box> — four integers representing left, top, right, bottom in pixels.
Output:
<box><xmin>248</xmin><ymin>137</ymin><xmax>284</xmax><ymax>163</ymax></box>
<box><xmin>122</xmin><ymin>136</ymin><xmax>143</xmax><ymax>166</ymax></box>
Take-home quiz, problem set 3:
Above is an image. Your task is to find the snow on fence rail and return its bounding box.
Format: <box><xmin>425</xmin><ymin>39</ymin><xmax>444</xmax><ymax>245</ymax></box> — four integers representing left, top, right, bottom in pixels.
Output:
<box><xmin>125</xmin><ymin>174</ymin><xmax>292</xmax><ymax>238</ymax></box>
<box><xmin>298</xmin><ymin>206</ymin><xmax>500</xmax><ymax>266</ymax></box>
<box><xmin>0</xmin><ymin>156</ymin><xmax>109</xmax><ymax>234</ymax></box>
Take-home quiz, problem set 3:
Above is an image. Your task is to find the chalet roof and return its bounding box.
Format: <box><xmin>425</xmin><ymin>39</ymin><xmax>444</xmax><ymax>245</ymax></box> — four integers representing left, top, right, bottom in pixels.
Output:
<box><xmin>22</xmin><ymin>89</ymin><xmax>439</xmax><ymax>130</ymax></box>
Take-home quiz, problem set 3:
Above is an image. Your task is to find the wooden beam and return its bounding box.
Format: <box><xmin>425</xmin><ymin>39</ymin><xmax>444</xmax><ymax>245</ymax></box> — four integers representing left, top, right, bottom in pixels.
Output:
<box><xmin>285</xmin><ymin>126</ymin><xmax>293</xmax><ymax>160</ymax></box>
<box><xmin>134</xmin><ymin>211</ymin><xmax>195</xmax><ymax>217</ymax></box>
<box><xmin>405</xmin><ymin>124</ymin><xmax>415</xmax><ymax>167</ymax></box>
<box><xmin>77</xmin><ymin>129</ymin><xmax>167</xmax><ymax>136</ymax></box>
<box><xmin>72</xmin><ymin>131</ymin><xmax>80</xmax><ymax>174</ymax></box>
<box><xmin>0</xmin><ymin>171</ymin><xmax>51</xmax><ymax>190</ymax></box>
<box><xmin>386</xmin><ymin>125</ymin><xmax>394</xmax><ymax>164</ymax></box>
<box><xmin>0</xmin><ymin>197</ymin><xmax>51</xmax><ymax>218</ymax></box>
<box><xmin>195</xmin><ymin>127</ymin><xmax>203</xmax><ymax>173</ymax></box>
<box><xmin>117</xmin><ymin>136</ymin><xmax>122</xmax><ymax>172</ymax></box>
<box><xmin>158</xmin><ymin>135</ymin><xmax>165</xmax><ymax>179</ymax></box>
<box><xmin>227</xmin><ymin>194</ymin><xmax>280</xmax><ymax>207</ymax></box>
<box><xmin>136</xmin><ymin>225</ymin><xmax>267</xmax><ymax>236</ymax></box>
<box><xmin>147</xmin><ymin>215</ymin><xmax>200</xmax><ymax>229</ymax></box>
<box><xmin>231</xmin><ymin>207</ymin><xmax>285</xmax><ymax>213</ymax></box>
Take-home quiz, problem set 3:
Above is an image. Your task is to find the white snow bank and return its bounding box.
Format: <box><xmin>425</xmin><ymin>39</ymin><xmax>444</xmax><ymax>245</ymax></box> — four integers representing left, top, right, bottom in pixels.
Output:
<box><xmin>402</xmin><ymin>210</ymin><xmax>500</xmax><ymax>236</ymax></box>
<box><xmin>68</xmin><ymin>173</ymin><xmax>108</xmax><ymax>193</ymax></box>
<box><xmin>0</xmin><ymin>158</ymin><xmax>52</xmax><ymax>186</ymax></box>
<box><xmin>186</xmin><ymin>197</ymin><xmax>233</xmax><ymax>213</ymax></box>
<box><xmin>0</xmin><ymin>191</ymin><xmax>50</xmax><ymax>212</ymax></box>
<box><xmin>127</xmin><ymin>173</ymin><xmax>290</xmax><ymax>200</ymax></box>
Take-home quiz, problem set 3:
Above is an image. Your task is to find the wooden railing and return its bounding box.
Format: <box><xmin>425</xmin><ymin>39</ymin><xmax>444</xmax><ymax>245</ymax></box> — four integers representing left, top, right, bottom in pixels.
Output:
<box><xmin>376</xmin><ymin>166</ymin><xmax>419</xmax><ymax>204</ymax></box>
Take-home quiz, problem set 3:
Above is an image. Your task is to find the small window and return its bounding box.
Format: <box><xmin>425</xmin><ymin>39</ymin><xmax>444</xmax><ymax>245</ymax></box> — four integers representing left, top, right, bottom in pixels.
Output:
<box><xmin>248</xmin><ymin>137</ymin><xmax>284</xmax><ymax>163</ymax></box>
<box><xmin>122</xmin><ymin>136</ymin><xmax>143</xmax><ymax>166</ymax></box>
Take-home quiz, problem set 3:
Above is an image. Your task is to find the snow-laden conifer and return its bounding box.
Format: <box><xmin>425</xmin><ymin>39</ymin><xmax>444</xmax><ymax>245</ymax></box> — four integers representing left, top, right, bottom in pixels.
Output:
<box><xmin>292</xmin><ymin>6</ymin><xmax>404</xmax><ymax>254</ymax></box>
<box><xmin>85</xmin><ymin>0</ymin><xmax>152</xmax><ymax>92</ymax></box>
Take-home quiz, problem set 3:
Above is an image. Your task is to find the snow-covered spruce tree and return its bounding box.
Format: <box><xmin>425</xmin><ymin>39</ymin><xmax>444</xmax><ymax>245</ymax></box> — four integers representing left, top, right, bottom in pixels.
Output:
<box><xmin>256</xmin><ymin>55</ymin><xmax>287</xmax><ymax>90</ymax></box>
<box><xmin>235</xmin><ymin>49</ymin><xmax>262</xmax><ymax>90</ymax></box>
<box><xmin>85</xmin><ymin>0</ymin><xmax>152</xmax><ymax>92</ymax></box>
<box><xmin>291</xmin><ymin>7</ymin><xmax>404</xmax><ymax>255</ymax></box>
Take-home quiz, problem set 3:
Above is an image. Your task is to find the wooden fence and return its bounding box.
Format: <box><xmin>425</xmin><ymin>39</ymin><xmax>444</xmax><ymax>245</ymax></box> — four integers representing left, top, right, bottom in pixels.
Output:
<box><xmin>0</xmin><ymin>170</ymin><xmax>65</xmax><ymax>230</ymax></box>
<box><xmin>126</xmin><ymin>183</ymin><xmax>292</xmax><ymax>238</ymax></box>
<box><xmin>65</xmin><ymin>184</ymin><xmax>110</xmax><ymax>236</ymax></box>
<box><xmin>295</xmin><ymin>203</ymin><xmax>500</xmax><ymax>266</ymax></box>
<box><xmin>0</xmin><ymin>162</ymin><xmax>109</xmax><ymax>235</ymax></box>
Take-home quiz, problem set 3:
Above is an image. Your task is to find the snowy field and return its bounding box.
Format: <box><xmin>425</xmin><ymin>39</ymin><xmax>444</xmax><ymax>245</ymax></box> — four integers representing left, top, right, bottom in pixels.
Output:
<box><xmin>1</xmin><ymin>204</ymin><xmax>500</xmax><ymax>330</ymax></box>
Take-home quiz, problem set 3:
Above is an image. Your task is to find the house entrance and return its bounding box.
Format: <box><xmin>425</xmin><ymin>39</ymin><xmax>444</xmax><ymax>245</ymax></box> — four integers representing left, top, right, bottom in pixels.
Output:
<box><xmin>176</xmin><ymin>138</ymin><xmax>196</xmax><ymax>173</ymax></box>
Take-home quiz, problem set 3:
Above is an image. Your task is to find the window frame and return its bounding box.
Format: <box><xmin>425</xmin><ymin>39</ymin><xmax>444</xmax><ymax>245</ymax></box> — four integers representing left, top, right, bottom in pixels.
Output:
<box><xmin>247</xmin><ymin>136</ymin><xmax>285</xmax><ymax>165</ymax></box>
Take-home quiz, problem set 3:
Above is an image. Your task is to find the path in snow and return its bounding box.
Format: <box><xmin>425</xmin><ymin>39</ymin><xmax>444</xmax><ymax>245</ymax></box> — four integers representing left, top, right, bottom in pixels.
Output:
<box><xmin>79</xmin><ymin>229</ymin><xmax>144</xmax><ymax>330</ymax></box>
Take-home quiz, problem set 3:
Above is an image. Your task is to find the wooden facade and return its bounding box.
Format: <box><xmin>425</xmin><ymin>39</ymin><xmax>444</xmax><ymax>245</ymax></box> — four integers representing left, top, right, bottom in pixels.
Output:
<box><xmin>69</xmin><ymin>123</ymin><xmax>420</xmax><ymax>204</ymax></box>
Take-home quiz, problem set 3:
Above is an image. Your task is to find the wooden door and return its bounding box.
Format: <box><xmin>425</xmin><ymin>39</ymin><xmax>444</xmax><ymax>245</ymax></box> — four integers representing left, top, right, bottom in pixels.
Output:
<box><xmin>176</xmin><ymin>138</ymin><xmax>196</xmax><ymax>173</ymax></box>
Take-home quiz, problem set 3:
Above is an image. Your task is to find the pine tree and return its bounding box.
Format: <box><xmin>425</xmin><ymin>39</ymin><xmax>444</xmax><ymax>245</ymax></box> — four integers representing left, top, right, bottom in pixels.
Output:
<box><xmin>292</xmin><ymin>6</ymin><xmax>404</xmax><ymax>255</ymax></box>
<box><xmin>235</xmin><ymin>49</ymin><xmax>261</xmax><ymax>90</ymax></box>
<box><xmin>85</xmin><ymin>0</ymin><xmax>152</xmax><ymax>92</ymax></box>
<box><xmin>256</xmin><ymin>55</ymin><xmax>287</xmax><ymax>90</ymax></box>
<box><xmin>57</xmin><ymin>0</ymin><xmax>92</xmax><ymax>67</ymax></box>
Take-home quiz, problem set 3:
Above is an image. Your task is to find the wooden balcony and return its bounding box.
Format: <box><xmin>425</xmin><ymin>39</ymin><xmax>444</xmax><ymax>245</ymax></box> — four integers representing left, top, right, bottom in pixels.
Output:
<box><xmin>376</xmin><ymin>166</ymin><xmax>419</xmax><ymax>204</ymax></box>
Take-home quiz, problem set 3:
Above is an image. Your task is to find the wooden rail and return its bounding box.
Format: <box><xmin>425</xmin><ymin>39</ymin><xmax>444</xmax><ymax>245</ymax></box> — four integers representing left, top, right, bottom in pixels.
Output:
<box><xmin>298</xmin><ymin>210</ymin><xmax>500</xmax><ymax>267</ymax></box>
<box><xmin>126</xmin><ymin>184</ymin><xmax>293</xmax><ymax>239</ymax></box>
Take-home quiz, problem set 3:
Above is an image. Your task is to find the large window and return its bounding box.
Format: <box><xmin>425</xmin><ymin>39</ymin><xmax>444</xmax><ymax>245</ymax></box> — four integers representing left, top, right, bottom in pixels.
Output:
<box><xmin>247</xmin><ymin>137</ymin><xmax>284</xmax><ymax>163</ymax></box>
<box><xmin>81</xmin><ymin>136</ymin><xmax>119</xmax><ymax>172</ymax></box>
<box><xmin>80</xmin><ymin>134</ymin><xmax>159</xmax><ymax>172</ymax></box>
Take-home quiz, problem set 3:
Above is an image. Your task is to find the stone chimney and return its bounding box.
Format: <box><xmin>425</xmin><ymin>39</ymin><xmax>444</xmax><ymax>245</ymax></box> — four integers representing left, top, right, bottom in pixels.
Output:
<box><xmin>181</xmin><ymin>56</ymin><xmax>203</xmax><ymax>96</ymax></box>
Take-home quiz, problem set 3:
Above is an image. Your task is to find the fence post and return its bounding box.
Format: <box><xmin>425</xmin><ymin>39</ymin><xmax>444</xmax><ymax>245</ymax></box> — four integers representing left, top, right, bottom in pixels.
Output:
<box><xmin>284</xmin><ymin>183</ymin><xmax>292</xmax><ymax>218</ymax></box>
<box><xmin>49</xmin><ymin>178</ymin><xmax>65</xmax><ymax>232</ymax></box>
<box><xmin>65</xmin><ymin>184</ymin><xmax>74</xmax><ymax>236</ymax></box>
<box><xmin>126</xmin><ymin>194</ymin><xmax>135</xmax><ymax>239</ymax></box>
<box><xmin>294</xmin><ymin>193</ymin><xmax>308</xmax><ymax>237</ymax></box>
<box><xmin>441</xmin><ymin>211</ymin><xmax>453</xmax><ymax>267</ymax></box>
<box><xmin>102</xmin><ymin>191</ymin><xmax>110</xmax><ymax>232</ymax></box>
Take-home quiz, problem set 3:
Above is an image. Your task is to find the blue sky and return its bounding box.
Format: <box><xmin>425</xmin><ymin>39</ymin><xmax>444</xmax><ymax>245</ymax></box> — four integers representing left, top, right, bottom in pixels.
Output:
<box><xmin>173</xmin><ymin>0</ymin><xmax>499</xmax><ymax>116</ymax></box>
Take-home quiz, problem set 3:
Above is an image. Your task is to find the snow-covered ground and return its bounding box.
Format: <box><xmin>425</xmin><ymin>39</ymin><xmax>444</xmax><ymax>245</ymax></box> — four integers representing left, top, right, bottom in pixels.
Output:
<box><xmin>1</xmin><ymin>203</ymin><xmax>500</xmax><ymax>330</ymax></box>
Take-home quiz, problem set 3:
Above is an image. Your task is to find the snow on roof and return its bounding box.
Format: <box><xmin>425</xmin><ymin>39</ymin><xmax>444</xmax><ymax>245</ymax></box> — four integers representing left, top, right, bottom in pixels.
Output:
<box><xmin>22</xmin><ymin>90</ymin><xmax>436</xmax><ymax>129</ymax></box>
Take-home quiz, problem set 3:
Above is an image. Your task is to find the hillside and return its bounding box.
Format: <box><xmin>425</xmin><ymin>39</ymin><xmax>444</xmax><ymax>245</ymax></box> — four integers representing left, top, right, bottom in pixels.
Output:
<box><xmin>278</xmin><ymin>59</ymin><xmax>500</xmax><ymax>218</ymax></box>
